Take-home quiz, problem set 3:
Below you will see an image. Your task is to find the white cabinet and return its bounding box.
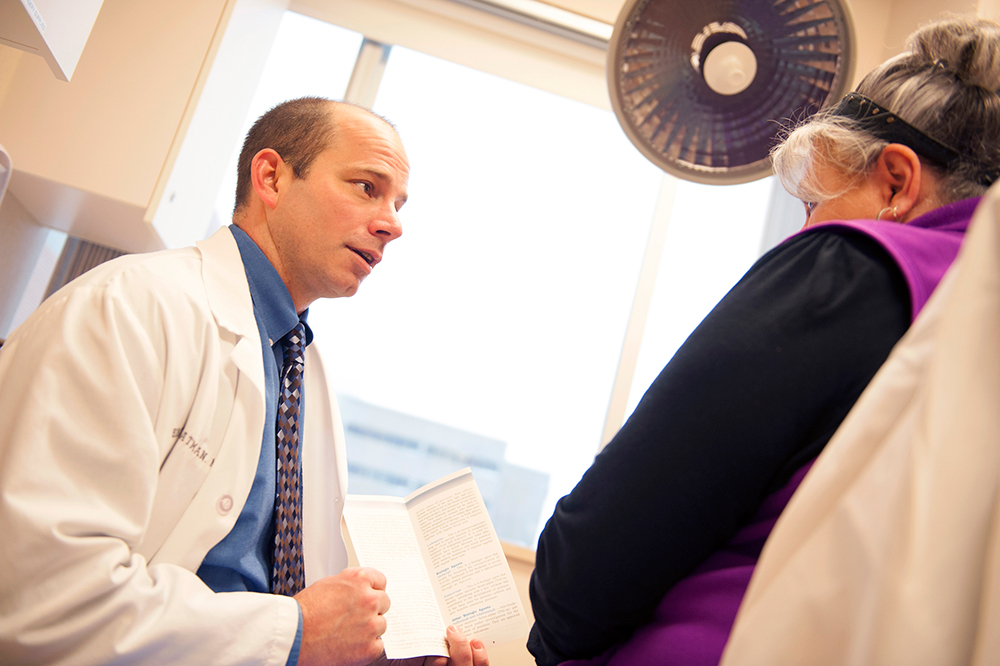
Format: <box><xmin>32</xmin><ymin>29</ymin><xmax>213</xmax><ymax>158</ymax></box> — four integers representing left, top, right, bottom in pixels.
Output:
<box><xmin>0</xmin><ymin>0</ymin><xmax>287</xmax><ymax>252</ymax></box>
<box><xmin>0</xmin><ymin>0</ymin><xmax>105</xmax><ymax>82</ymax></box>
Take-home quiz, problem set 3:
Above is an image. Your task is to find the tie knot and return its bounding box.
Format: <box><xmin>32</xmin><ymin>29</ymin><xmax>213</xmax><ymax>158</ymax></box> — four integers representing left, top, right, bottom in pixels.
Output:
<box><xmin>281</xmin><ymin>321</ymin><xmax>306</xmax><ymax>367</ymax></box>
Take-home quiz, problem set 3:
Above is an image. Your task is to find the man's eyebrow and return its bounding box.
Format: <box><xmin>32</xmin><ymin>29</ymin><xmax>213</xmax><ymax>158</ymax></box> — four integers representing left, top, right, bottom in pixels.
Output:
<box><xmin>360</xmin><ymin>167</ymin><xmax>390</xmax><ymax>182</ymax></box>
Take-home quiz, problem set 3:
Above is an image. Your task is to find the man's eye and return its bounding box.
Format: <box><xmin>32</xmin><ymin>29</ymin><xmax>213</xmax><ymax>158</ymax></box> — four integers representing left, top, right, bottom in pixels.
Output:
<box><xmin>356</xmin><ymin>182</ymin><xmax>373</xmax><ymax>195</ymax></box>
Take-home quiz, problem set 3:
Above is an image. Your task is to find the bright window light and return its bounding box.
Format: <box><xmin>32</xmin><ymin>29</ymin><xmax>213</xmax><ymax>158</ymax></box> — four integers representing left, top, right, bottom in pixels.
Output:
<box><xmin>214</xmin><ymin>10</ymin><xmax>775</xmax><ymax>548</ymax></box>
<box><xmin>213</xmin><ymin>13</ymin><xmax>364</xmax><ymax>223</ymax></box>
<box><xmin>313</xmin><ymin>44</ymin><xmax>665</xmax><ymax>546</ymax></box>
<box><xmin>626</xmin><ymin>178</ymin><xmax>772</xmax><ymax>419</ymax></box>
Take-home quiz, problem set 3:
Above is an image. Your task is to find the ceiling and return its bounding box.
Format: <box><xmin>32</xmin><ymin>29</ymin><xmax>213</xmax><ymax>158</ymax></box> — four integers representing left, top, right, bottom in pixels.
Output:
<box><xmin>542</xmin><ymin>0</ymin><xmax>627</xmax><ymax>24</ymax></box>
<box><xmin>542</xmin><ymin>0</ymin><xmax>987</xmax><ymax>26</ymax></box>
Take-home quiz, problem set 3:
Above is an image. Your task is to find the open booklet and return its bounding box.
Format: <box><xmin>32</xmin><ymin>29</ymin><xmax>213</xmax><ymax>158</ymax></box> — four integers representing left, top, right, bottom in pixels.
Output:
<box><xmin>343</xmin><ymin>467</ymin><xmax>528</xmax><ymax>659</ymax></box>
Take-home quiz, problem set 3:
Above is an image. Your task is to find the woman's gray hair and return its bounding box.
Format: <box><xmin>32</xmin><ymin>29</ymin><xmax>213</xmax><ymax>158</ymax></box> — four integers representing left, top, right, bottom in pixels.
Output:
<box><xmin>772</xmin><ymin>15</ymin><xmax>1000</xmax><ymax>206</ymax></box>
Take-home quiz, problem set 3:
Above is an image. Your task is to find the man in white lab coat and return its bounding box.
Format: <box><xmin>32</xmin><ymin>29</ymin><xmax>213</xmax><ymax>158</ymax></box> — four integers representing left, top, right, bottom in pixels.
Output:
<box><xmin>0</xmin><ymin>98</ymin><xmax>487</xmax><ymax>666</ymax></box>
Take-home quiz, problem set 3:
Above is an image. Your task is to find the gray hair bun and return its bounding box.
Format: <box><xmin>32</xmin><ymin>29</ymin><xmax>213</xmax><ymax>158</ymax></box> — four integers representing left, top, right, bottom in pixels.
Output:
<box><xmin>772</xmin><ymin>15</ymin><xmax>1000</xmax><ymax>206</ymax></box>
<box><xmin>907</xmin><ymin>17</ymin><xmax>1000</xmax><ymax>91</ymax></box>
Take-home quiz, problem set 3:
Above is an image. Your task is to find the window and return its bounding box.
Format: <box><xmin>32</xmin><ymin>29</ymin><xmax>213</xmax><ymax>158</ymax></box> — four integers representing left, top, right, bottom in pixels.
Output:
<box><xmin>626</xmin><ymin>178</ymin><xmax>774</xmax><ymax>418</ymax></box>
<box><xmin>316</xmin><ymin>44</ymin><xmax>665</xmax><ymax>546</ymax></box>
<box><xmin>217</xmin><ymin>9</ymin><xmax>777</xmax><ymax>548</ymax></box>
<box><xmin>212</xmin><ymin>13</ymin><xmax>364</xmax><ymax>223</ymax></box>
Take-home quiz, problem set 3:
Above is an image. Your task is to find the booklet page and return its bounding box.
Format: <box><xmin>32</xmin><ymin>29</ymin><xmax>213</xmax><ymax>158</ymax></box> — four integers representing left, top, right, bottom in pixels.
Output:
<box><xmin>345</xmin><ymin>468</ymin><xmax>528</xmax><ymax>659</ymax></box>
<box><xmin>407</xmin><ymin>469</ymin><xmax>528</xmax><ymax>646</ymax></box>
<box><xmin>345</xmin><ymin>497</ymin><xmax>449</xmax><ymax>658</ymax></box>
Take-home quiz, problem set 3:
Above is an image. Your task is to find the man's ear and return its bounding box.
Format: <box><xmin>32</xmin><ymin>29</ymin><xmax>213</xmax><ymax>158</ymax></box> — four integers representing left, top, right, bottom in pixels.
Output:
<box><xmin>873</xmin><ymin>144</ymin><xmax>923</xmax><ymax>221</ymax></box>
<box><xmin>250</xmin><ymin>148</ymin><xmax>284</xmax><ymax>210</ymax></box>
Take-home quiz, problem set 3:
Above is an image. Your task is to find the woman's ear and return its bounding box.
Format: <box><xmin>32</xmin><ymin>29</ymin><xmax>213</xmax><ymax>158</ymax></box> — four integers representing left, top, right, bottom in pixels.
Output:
<box><xmin>873</xmin><ymin>144</ymin><xmax>923</xmax><ymax>221</ymax></box>
<box><xmin>250</xmin><ymin>148</ymin><xmax>284</xmax><ymax>210</ymax></box>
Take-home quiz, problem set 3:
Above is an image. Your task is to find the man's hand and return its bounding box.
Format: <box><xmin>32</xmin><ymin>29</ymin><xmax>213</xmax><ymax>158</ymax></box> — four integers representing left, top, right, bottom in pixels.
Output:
<box><xmin>371</xmin><ymin>625</ymin><xmax>489</xmax><ymax>666</ymax></box>
<box><xmin>432</xmin><ymin>625</ymin><xmax>489</xmax><ymax>666</ymax></box>
<box><xmin>295</xmin><ymin>567</ymin><xmax>391</xmax><ymax>666</ymax></box>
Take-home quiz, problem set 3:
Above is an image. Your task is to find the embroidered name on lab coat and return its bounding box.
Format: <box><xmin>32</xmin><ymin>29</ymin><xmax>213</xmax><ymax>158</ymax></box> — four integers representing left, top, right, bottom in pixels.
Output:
<box><xmin>171</xmin><ymin>428</ymin><xmax>215</xmax><ymax>467</ymax></box>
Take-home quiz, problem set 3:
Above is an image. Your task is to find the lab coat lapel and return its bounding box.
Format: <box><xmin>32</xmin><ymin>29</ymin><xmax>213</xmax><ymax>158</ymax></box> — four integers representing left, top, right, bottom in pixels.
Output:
<box><xmin>198</xmin><ymin>226</ymin><xmax>265</xmax><ymax>400</ymax></box>
<box><xmin>138</xmin><ymin>228</ymin><xmax>266</xmax><ymax>567</ymax></box>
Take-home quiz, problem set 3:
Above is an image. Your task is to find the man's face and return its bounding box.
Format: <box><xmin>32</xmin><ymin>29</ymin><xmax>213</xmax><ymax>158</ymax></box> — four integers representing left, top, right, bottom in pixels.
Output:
<box><xmin>269</xmin><ymin>107</ymin><xmax>410</xmax><ymax>310</ymax></box>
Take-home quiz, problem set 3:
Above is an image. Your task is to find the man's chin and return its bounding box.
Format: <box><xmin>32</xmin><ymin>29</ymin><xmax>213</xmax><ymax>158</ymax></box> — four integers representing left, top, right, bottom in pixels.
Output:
<box><xmin>331</xmin><ymin>278</ymin><xmax>362</xmax><ymax>299</ymax></box>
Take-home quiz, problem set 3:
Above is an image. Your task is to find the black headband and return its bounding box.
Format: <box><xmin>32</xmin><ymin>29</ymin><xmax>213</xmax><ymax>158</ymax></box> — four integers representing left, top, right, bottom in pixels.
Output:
<box><xmin>829</xmin><ymin>93</ymin><xmax>999</xmax><ymax>187</ymax></box>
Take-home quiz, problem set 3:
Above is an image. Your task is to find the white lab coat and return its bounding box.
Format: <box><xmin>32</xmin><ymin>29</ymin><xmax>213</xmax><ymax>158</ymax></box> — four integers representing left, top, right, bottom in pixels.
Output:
<box><xmin>0</xmin><ymin>227</ymin><xmax>349</xmax><ymax>666</ymax></box>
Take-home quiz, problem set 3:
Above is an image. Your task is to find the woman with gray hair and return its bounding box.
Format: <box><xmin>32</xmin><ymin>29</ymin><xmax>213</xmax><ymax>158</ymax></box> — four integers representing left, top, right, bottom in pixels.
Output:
<box><xmin>774</xmin><ymin>17</ymin><xmax>999</xmax><ymax>223</ymax></box>
<box><xmin>528</xmin><ymin>15</ymin><xmax>1000</xmax><ymax>666</ymax></box>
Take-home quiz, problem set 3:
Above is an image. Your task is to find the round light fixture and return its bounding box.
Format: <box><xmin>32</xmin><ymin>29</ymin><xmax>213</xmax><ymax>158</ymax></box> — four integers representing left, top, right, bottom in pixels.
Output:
<box><xmin>607</xmin><ymin>0</ymin><xmax>856</xmax><ymax>184</ymax></box>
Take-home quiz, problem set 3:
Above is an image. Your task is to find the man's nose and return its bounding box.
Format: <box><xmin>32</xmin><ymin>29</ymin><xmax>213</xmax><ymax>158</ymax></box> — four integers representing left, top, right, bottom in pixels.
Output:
<box><xmin>372</xmin><ymin>208</ymin><xmax>402</xmax><ymax>240</ymax></box>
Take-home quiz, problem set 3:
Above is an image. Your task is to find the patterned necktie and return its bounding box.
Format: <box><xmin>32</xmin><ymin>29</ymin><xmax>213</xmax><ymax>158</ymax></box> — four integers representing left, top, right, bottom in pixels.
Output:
<box><xmin>272</xmin><ymin>321</ymin><xmax>306</xmax><ymax>596</ymax></box>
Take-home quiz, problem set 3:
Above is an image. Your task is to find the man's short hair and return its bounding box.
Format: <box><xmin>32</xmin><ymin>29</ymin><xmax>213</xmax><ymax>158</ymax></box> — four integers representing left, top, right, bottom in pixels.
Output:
<box><xmin>233</xmin><ymin>96</ymin><xmax>337</xmax><ymax>214</ymax></box>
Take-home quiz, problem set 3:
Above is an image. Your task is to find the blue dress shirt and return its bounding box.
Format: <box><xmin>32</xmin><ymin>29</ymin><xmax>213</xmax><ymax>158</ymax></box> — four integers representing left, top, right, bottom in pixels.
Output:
<box><xmin>196</xmin><ymin>225</ymin><xmax>311</xmax><ymax>665</ymax></box>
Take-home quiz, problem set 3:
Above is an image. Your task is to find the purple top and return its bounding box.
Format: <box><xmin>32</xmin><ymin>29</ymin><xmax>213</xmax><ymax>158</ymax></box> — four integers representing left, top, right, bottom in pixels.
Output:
<box><xmin>803</xmin><ymin>197</ymin><xmax>977</xmax><ymax>322</ymax></box>
<box><xmin>559</xmin><ymin>198</ymin><xmax>978</xmax><ymax>666</ymax></box>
